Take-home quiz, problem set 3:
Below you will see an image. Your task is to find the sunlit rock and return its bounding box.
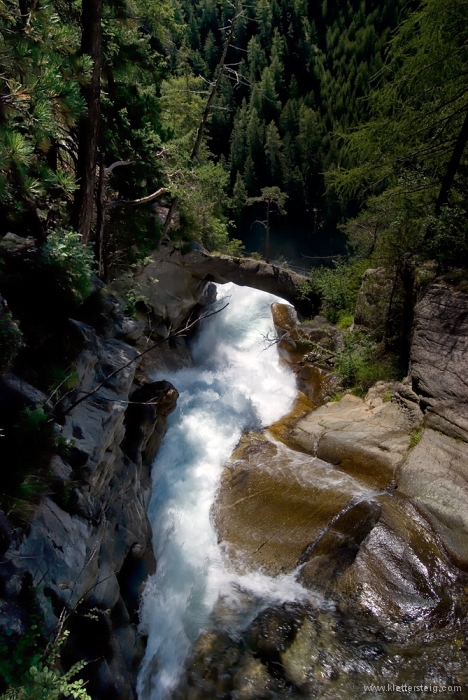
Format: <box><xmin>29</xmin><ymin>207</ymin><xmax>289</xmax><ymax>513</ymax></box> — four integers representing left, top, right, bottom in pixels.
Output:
<box><xmin>397</xmin><ymin>428</ymin><xmax>468</xmax><ymax>569</ymax></box>
<box><xmin>290</xmin><ymin>393</ymin><xmax>422</xmax><ymax>488</ymax></box>
<box><xmin>213</xmin><ymin>431</ymin><xmax>374</xmax><ymax>576</ymax></box>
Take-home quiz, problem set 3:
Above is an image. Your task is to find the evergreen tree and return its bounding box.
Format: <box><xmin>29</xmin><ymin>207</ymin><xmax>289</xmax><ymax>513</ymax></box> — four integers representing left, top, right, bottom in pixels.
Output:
<box><xmin>329</xmin><ymin>0</ymin><xmax>468</xmax><ymax>266</ymax></box>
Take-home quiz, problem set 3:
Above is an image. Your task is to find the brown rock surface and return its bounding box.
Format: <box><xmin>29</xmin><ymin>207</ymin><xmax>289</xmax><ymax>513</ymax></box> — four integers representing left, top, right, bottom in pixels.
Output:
<box><xmin>213</xmin><ymin>431</ymin><xmax>376</xmax><ymax>576</ymax></box>
<box><xmin>410</xmin><ymin>283</ymin><xmax>468</xmax><ymax>442</ymax></box>
<box><xmin>289</xmin><ymin>393</ymin><xmax>422</xmax><ymax>488</ymax></box>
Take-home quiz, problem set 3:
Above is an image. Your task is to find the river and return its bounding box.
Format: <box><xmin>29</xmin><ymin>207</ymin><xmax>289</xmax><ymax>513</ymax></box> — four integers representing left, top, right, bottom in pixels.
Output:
<box><xmin>137</xmin><ymin>283</ymin><xmax>307</xmax><ymax>699</ymax></box>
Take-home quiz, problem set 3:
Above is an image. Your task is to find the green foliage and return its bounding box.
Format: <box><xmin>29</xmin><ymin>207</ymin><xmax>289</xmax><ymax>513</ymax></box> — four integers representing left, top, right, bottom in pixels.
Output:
<box><xmin>410</xmin><ymin>431</ymin><xmax>422</xmax><ymax>447</ymax></box>
<box><xmin>0</xmin><ymin>610</ymin><xmax>44</xmax><ymax>688</ymax></box>
<box><xmin>42</xmin><ymin>231</ymin><xmax>94</xmax><ymax>301</ymax></box>
<box><xmin>299</xmin><ymin>260</ymin><xmax>368</xmax><ymax>322</ymax></box>
<box><xmin>247</xmin><ymin>186</ymin><xmax>288</xmax><ymax>213</ymax></box>
<box><xmin>425</xmin><ymin>206</ymin><xmax>468</xmax><ymax>268</ymax></box>
<box><xmin>0</xmin><ymin>1</ymin><xmax>88</xmax><ymax>232</ymax></box>
<box><xmin>1</xmin><ymin>632</ymin><xmax>90</xmax><ymax>700</ymax></box>
<box><xmin>172</xmin><ymin>0</ymin><xmax>406</xmax><ymax>239</ymax></box>
<box><xmin>335</xmin><ymin>329</ymin><xmax>400</xmax><ymax>393</ymax></box>
<box><xmin>328</xmin><ymin>0</ymin><xmax>468</xmax><ymax>268</ymax></box>
<box><xmin>336</xmin><ymin>312</ymin><xmax>354</xmax><ymax>330</ymax></box>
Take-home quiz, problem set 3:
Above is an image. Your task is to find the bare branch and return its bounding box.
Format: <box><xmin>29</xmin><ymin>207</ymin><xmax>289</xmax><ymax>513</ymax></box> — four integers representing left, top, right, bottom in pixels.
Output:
<box><xmin>104</xmin><ymin>159</ymin><xmax>134</xmax><ymax>174</ymax></box>
<box><xmin>57</xmin><ymin>303</ymin><xmax>229</xmax><ymax>418</ymax></box>
<box><xmin>104</xmin><ymin>186</ymin><xmax>168</xmax><ymax>211</ymax></box>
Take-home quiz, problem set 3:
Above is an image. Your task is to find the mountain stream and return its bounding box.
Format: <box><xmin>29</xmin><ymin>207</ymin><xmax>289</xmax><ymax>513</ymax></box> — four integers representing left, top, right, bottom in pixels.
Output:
<box><xmin>137</xmin><ymin>283</ymin><xmax>468</xmax><ymax>700</ymax></box>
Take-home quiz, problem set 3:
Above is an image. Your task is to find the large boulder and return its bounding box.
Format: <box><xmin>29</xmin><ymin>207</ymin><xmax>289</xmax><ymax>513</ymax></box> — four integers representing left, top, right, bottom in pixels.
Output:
<box><xmin>213</xmin><ymin>430</ymin><xmax>382</xmax><ymax>577</ymax></box>
<box><xmin>396</xmin><ymin>428</ymin><xmax>468</xmax><ymax>569</ymax></box>
<box><xmin>354</xmin><ymin>267</ymin><xmax>394</xmax><ymax>335</ymax></box>
<box><xmin>132</xmin><ymin>245</ymin><xmax>208</xmax><ymax>330</ymax></box>
<box><xmin>289</xmin><ymin>393</ymin><xmax>422</xmax><ymax>488</ymax></box>
<box><xmin>410</xmin><ymin>283</ymin><xmax>468</xmax><ymax>442</ymax></box>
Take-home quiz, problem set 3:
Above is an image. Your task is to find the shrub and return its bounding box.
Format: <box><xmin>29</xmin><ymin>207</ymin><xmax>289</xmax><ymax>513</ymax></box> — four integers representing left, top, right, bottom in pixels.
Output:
<box><xmin>335</xmin><ymin>329</ymin><xmax>400</xmax><ymax>393</ymax></box>
<box><xmin>425</xmin><ymin>205</ymin><xmax>468</xmax><ymax>268</ymax></box>
<box><xmin>298</xmin><ymin>259</ymin><xmax>369</xmax><ymax>322</ymax></box>
<box><xmin>1</xmin><ymin>632</ymin><xmax>90</xmax><ymax>700</ymax></box>
<box><xmin>43</xmin><ymin>230</ymin><xmax>94</xmax><ymax>301</ymax></box>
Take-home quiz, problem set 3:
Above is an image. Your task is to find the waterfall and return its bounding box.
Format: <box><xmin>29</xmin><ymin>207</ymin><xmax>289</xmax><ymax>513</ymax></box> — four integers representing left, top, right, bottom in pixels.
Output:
<box><xmin>137</xmin><ymin>283</ymin><xmax>303</xmax><ymax>700</ymax></box>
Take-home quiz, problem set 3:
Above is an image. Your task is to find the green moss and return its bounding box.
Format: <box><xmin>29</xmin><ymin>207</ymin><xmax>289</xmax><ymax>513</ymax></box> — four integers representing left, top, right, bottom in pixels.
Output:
<box><xmin>336</xmin><ymin>312</ymin><xmax>354</xmax><ymax>329</ymax></box>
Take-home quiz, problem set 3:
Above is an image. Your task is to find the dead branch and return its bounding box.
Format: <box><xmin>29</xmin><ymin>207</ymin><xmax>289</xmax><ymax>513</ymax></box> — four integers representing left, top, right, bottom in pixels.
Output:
<box><xmin>57</xmin><ymin>303</ymin><xmax>229</xmax><ymax>419</ymax></box>
<box><xmin>104</xmin><ymin>159</ymin><xmax>134</xmax><ymax>174</ymax></box>
<box><xmin>103</xmin><ymin>186</ymin><xmax>168</xmax><ymax>211</ymax></box>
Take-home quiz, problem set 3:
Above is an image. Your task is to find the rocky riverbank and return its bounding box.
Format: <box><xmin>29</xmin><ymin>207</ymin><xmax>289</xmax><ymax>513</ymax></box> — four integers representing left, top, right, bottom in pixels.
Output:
<box><xmin>174</xmin><ymin>281</ymin><xmax>468</xmax><ymax>699</ymax></box>
<box><xmin>2</xmin><ymin>239</ymin><xmax>468</xmax><ymax>700</ymax></box>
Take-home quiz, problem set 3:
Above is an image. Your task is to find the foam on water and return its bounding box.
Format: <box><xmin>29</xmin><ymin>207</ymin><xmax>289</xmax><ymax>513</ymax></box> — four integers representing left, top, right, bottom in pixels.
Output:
<box><xmin>137</xmin><ymin>283</ymin><xmax>300</xmax><ymax>700</ymax></box>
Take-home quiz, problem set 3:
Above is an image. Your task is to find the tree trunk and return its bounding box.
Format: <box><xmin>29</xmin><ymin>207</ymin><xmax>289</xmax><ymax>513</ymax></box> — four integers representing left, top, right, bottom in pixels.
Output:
<box><xmin>72</xmin><ymin>0</ymin><xmax>103</xmax><ymax>244</ymax></box>
<box><xmin>432</xmin><ymin>104</ymin><xmax>468</xmax><ymax>219</ymax></box>
<box><xmin>266</xmin><ymin>202</ymin><xmax>270</xmax><ymax>263</ymax></box>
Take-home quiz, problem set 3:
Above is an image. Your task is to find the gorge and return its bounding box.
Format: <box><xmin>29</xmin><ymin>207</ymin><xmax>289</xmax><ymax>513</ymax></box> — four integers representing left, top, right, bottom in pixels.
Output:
<box><xmin>1</xmin><ymin>0</ymin><xmax>468</xmax><ymax>694</ymax></box>
<box><xmin>1</xmin><ymin>244</ymin><xmax>468</xmax><ymax>699</ymax></box>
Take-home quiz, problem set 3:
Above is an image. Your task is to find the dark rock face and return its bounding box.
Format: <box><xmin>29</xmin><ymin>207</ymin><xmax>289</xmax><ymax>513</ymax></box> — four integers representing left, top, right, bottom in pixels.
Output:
<box><xmin>354</xmin><ymin>267</ymin><xmax>394</xmax><ymax>336</ymax></box>
<box><xmin>0</xmin><ymin>295</ymin><xmax>22</xmax><ymax>375</ymax></box>
<box><xmin>410</xmin><ymin>283</ymin><xmax>468</xmax><ymax>442</ymax></box>
<box><xmin>135</xmin><ymin>244</ymin><xmax>314</xmax><ymax>321</ymax></box>
<box><xmin>123</xmin><ymin>380</ymin><xmax>179</xmax><ymax>467</ymax></box>
<box><xmin>0</xmin><ymin>308</ymin><xmax>180</xmax><ymax>699</ymax></box>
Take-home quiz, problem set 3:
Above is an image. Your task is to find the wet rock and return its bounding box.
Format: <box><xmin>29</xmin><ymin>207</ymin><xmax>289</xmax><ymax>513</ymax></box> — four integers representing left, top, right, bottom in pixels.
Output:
<box><xmin>232</xmin><ymin>652</ymin><xmax>274</xmax><ymax>700</ymax></box>
<box><xmin>290</xmin><ymin>393</ymin><xmax>422</xmax><ymax>489</ymax></box>
<box><xmin>397</xmin><ymin>428</ymin><xmax>468</xmax><ymax>569</ymax></box>
<box><xmin>271</xmin><ymin>302</ymin><xmax>299</xmax><ymax>333</ymax></box>
<box><xmin>214</xmin><ymin>432</ymin><xmax>375</xmax><ymax>576</ymax></box>
<box><xmin>123</xmin><ymin>380</ymin><xmax>178</xmax><ymax>467</ymax></box>
<box><xmin>336</xmin><ymin>494</ymin><xmax>462</xmax><ymax>627</ymax></box>
<box><xmin>270</xmin><ymin>303</ymin><xmax>338</xmax><ymax>404</ymax></box>
<box><xmin>299</xmin><ymin>499</ymin><xmax>382</xmax><ymax>590</ymax></box>
<box><xmin>246</xmin><ymin>604</ymin><xmax>303</xmax><ymax>667</ymax></box>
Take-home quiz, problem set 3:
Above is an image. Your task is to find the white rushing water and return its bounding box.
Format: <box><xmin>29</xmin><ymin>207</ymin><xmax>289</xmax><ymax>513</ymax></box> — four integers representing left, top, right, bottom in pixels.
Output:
<box><xmin>137</xmin><ymin>283</ymin><xmax>302</xmax><ymax>700</ymax></box>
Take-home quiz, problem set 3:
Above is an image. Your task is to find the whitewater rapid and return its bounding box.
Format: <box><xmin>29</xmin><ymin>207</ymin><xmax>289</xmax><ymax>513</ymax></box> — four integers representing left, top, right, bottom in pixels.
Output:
<box><xmin>137</xmin><ymin>283</ymin><xmax>302</xmax><ymax>700</ymax></box>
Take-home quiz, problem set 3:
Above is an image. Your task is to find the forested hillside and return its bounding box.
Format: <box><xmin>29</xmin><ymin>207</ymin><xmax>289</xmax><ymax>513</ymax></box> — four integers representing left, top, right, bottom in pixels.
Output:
<box><xmin>0</xmin><ymin>0</ymin><xmax>412</xmax><ymax>268</ymax></box>
<box><xmin>176</xmin><ymin>0</ymin><xmax>407</xmax><ymax>233</ymax></box>
<box><xmin>1</xmin><ymin>0</ymin><xmax>467</xmax><ymax>354</ymax></box>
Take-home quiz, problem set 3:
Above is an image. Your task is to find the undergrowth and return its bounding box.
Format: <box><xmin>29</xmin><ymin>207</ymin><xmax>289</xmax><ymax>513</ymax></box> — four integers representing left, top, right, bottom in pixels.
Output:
<box><xmin>335</xmin><ymin>329</ymin><xmax>401</xmax><ymax>394</ymax></box>
<box><xmin>298</xmin><ymin>259</ymin><xmax>369</xmax><ymax>322</ymax></box>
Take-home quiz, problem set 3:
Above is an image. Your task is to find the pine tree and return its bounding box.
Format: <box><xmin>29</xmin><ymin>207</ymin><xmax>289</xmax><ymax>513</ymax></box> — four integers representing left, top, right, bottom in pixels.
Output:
<box><xmin>264</xmin><ymin>122</ymin><xmax>283</xmax><ymax>181</ymax></box>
